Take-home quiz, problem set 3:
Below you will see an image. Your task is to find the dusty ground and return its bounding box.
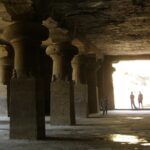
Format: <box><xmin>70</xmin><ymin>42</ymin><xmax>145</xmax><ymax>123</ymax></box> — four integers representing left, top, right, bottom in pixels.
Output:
<box><xmin>0</xmin><ymin>110</ymin><xmax>150</xmax><ymax>150</ymax></box>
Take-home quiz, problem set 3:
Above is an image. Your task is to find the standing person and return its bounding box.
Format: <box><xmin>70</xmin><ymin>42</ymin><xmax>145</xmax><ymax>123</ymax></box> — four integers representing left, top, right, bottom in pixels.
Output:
<box><xmin>100</xmin><ymin>96</ymin><xmax>108</xmax><ymax>115</ymax></box>
<box><xmin>130</xmin><ymin>92</ymin><xmax>136</xmax><ymax>109</ymax></box>
<box><xmin>138</xmin><ymin>91</ymin><xmax>143</xmax><ymax>109</ymax></box>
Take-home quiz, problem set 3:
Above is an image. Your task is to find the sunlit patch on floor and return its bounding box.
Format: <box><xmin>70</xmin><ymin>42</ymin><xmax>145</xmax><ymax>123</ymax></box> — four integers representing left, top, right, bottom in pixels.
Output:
<box><xmin>141</xmin><ymin>143</ymin><xmax>150</xmax><ymax>146</ymax></box>
<box><xmin>109</xmin><ymin>134</ymin><xmax>148</xmax><ymax>145</ymax></box>
<box><xmin>126</xmin><ymin>117</ymin><xmax>143</xmax><ymax>120</ymax></box>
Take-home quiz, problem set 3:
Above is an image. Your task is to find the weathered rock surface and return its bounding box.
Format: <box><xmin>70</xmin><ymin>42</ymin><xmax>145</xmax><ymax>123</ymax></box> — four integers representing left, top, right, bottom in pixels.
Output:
<box><xmin>0</xmin><ymin>0</ymin><xmax>150</xmax><ymax>56</ymax></box>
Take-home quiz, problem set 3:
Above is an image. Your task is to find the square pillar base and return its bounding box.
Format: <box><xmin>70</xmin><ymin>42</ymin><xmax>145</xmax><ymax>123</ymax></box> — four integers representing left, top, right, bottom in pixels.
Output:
<box><xmin>0</xmin><ymin>85</ymin><xmax>7</xmax><ymax>115</ymax></box>
<box><xmin>74</xmin><ymin>83</ymin><xmax>88</xmax><ymax>118</ymax></box>
<box><xmin>51</xmin><ymin>80</ymin><xmax>75</xmax><ymax>125</ymax></box>
<box><xmin>10</xmin><ymin>78</ymin><xmax>45</xmax><ymax>140</ymax></box>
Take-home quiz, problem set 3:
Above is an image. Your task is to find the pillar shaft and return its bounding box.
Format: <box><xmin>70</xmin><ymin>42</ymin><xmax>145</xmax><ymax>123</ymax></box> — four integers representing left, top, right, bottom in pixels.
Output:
<box><xmin>72</xmin><ymin>63</ymin><xmax>79</xmax><ymax>83</ymax></box>
<box><xmin>71</xmin><ymin>54</ymin><xmax>86</xmax><ymax>84</ymax></box>
<box><xmin>46</xmin><ymin>42</ymin><xmax>78</xmax><ymax>125</ymax></box>
<box><xmin>10</xmin><ymin>78</ymin><xmax>45</xmax><ymax>139</ymax></box>
<box><xmin>0</xmin><ymin>59</ymin><xmax>11</xmax><ymax>83</ymax></box>
<box><xmin>46</xmin><ymin>43</ymin><xmax>78</xmax><ymax>81</ymax></box>
<box><xmin>86</xmin><ymin>54</ymin><xmax>99</xmax><ymax>114</ymax></box>
<box><xmin>51</xmin><ymin>55</ymin><xmax>62</xmax><ymax>80</ymax></box>
<box><xmin>71</xmin><ymin>54</ymin><xmax>88</xmax><ymax>118</ymax></box>
<box><xmin>101</xmin><ymin>57</ymin><xmax>115</xmax><ymax>109</ymax></box>
<box><xmin>0</xmin><ymin>45</ymin><xmax>13</xmax><ymax>116</ymax></box>
<box><xmin>3</xmin><ymin>21</ymin><xmax>48</xmax><ymax>139</ymax></box>
<box><xmin>4</xmin><ymin>22</ymin><xmax>48</xmax><ymax>78</ymax></box>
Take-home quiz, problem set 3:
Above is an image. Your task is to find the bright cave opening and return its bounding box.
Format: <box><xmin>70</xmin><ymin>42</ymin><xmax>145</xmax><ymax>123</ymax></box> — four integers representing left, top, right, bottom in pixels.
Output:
<box><xmin>112</xmin><ymin>60</ymin><xmax>150</xmax><ymax>109</ymax></box>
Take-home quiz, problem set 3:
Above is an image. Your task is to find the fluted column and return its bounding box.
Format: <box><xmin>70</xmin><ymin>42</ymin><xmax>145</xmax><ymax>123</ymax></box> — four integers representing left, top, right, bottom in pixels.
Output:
<box><xmin>46</xmin><ymin>44</ymin><xmax>63</xmax><ymax>80</ymax></box>
<box><xmin>39</xmin><ymin>47</ymin><xmax>52</xmax><ymax>116</ymax></box>
<box><xmin>3</xmin><ymin>22</ymin><xmax>48</xmax><ymax>78</ymax></box>
<box><xmin>46</xmin><ymin>42</ymin><xmax>78</xmax><ymax>125</ymax></box>
<box><xmin>102</xmin><ymin>56</ymin><xmax>115</xmax><ymax>109</ymax></box>
<box><xmin>71</xmin><ymin>54</ymin><xmax>88</xmax><ymax>117</ymax></box>
<box><xmin>72</xmin><ymin>55</ymin><xmax>81</xmax><ymax>84</ymax></box>
<box><xmin>86</xmin><ymin>54</ymin><xmax>99</xmax><ymax>114</ymax></box>
<box><xmin>3</xmin><ymin>21</ymin><xmax>48</xmax><ymax>139</ymax></box>
<box><xmin>0</xmin><ymin>45</ymin><xmax>13</xmax><ymax>85</ymax></box>
<box><xmin>0</xmin><ymin>45</ymin><xmax>13</xmax><ymax>116</ymax></box>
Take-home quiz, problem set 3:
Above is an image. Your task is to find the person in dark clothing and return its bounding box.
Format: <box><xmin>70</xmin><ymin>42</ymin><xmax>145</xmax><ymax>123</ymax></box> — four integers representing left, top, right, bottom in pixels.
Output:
<box><xmin>101</xmin><ymin>97</ymin><xmax>108</xmax><ymax>115</ymax></box>
<box><xmin>130</xmin><ymin>92</ymin><xmax>137</xmax><ymax>109</ymax></box>
<box><xmin>138</xmin><ymin>91</ymin><xmax>143</xmax><ymax>109</ymax></box>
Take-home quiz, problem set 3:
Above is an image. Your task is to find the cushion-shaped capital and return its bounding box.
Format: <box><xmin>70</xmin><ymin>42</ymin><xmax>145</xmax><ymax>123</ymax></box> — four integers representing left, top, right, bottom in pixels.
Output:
<box><xmin>3</xmin><ymin>22</ymin><xmax>49</xmax><ymax>42</ymax></box>
<box><xmin>46</xmin><ymin>42</ymin><xmax>78</xmax><ymax>58</ymax></box>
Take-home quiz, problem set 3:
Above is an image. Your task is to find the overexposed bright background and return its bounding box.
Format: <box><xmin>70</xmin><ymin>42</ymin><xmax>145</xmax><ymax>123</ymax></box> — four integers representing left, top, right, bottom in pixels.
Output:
<box><xmin>112</xmin><ymin>60</ymin><xmax>150</xmax><ymax>109</ymax></box>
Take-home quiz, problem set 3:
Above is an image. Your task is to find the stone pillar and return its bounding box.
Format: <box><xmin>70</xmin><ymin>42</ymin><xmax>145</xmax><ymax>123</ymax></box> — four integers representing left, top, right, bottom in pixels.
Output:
<box><xmin>39</xmin><ymin>47</ymin><xmax>52</xmax><ymax>116</ymax></box>
<box><xmin>0</xmin><ymin>58</ymin><xmax>12</xmax><ymax>85</ymax></box>
<box><xmin>71</xmin><ymin>54</ymin><xmax>88</xmax><ymax>118</ymax></box>
<box><xmin>46</xmin><ymin>42</ymin><xmax>78</xmax><ymax>125</ymax></box>
<box><xmin>3</xmin><ymin>22</ymin><xmax>48</xmax><ymax>139</ymax></box>
<box><xmin>0</xmin><ymin>45</ymin><xmax>13</xmax><ymax>116</ymax></box>
<box><xmin>102</xmin><ymin>57</ymin><xmax>115</xmax><ymax>109</ymax></box>
<box><xmin>0</xmin><ymin>45</ymin><xmax>13</xmax><ymax>85</ymax></box>
<box><xmin>86</xmin><ymin>54</ymin><xmax>99</xmax><ymax>114</ymax></box>
<box><xmin>96</xmin><ymin>58</ymin><xmax>104</xmax><ymax>111</ymax></box>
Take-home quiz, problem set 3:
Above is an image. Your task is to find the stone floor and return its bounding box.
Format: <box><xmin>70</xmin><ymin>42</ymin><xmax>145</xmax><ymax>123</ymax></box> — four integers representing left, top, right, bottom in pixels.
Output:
<box><xmin>0</xmin><ymin>110</ymin><xmax>150</xmax><ymax>150</ymax></box>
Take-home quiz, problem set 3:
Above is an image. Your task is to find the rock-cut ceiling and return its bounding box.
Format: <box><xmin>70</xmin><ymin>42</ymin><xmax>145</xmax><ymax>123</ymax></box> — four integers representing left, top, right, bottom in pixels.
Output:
<box><xmin>0</xmin><ymin>0</ymin><xmax>149</xmax><ymax>57</ymax></box>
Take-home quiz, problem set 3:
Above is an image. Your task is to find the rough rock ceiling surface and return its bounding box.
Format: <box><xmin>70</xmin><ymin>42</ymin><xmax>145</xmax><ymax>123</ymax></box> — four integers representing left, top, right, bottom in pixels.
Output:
<box><xmin>0</xmin><ymin>0</ymin><xmax>150</xmax><ymax>57</ymax></box>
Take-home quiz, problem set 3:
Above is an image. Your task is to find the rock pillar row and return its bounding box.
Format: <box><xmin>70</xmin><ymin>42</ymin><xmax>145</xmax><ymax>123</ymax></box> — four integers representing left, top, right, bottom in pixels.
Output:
<box><xmin>0</xmin><ymin>45</ymin><xmax>13</xmax><ymax>116</ymax></box>
<box><xmin>102</xmin><ymin>56</ymin><xmax>115</xmax><ymax>109</ymax></box>
<box><xmin>86</xmin><ymin>54</ymin><xmax>99</xmax><ymax>114</ymax></box>
<box><xmin>46</xmin><ymin>42</ymin><xmax>78</xmax><ymax>125</ymax></box>
<box><xmin>39</xmin><ymin>47</ymin><xmax>52</xmax><ymax>116</ymax></box>
<box><xmin>95</xmin><ymin>58</ymin><xmax>104</xmax><ymax>111</ymax></box>
<box><xmin>3</xmin><ymin>22</ymin><xmax>49</xmax><ymax>139</ymax></box>
<box><xmin>71</xmin><ymin>54</ymin><xmax>88</xmax><ymax>118</ymax></box>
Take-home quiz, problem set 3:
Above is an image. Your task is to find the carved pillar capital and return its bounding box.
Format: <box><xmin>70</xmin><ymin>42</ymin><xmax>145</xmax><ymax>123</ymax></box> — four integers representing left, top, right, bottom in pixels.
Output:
<box><xmin>0</xmin><ymin>45</ymin><xmax>13</xmax><ymax>84</ymax></box>
<box><xmin>46</xmin><ymin>43</ymin><xmax>63</xmax><ymax>61</ymax></box>
<box><xmin>2</xmin><ymin>0</ymin><xmax>49</xmax><ymax>22</ymax></box>
<box><xmin>3</xmin><ymin>22</ymin><xmax>49</xmax><ymax>78</ymax></box>
<box><xmin>46</xmin><ymin>42</ymin><xmax>78</xmax><ymax>81</ymax></box>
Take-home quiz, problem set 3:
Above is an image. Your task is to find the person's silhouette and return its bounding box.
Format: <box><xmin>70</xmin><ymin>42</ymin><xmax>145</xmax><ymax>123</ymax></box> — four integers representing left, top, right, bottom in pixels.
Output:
<box><xmin>130</xmin><ymin>92</ymin><xmax>136</xmax><ymax>109</ymax></box>
<box><xmin>138</xmin><ymin>91</ymin><xmax>143</xmax><ymax>109</ymax></box>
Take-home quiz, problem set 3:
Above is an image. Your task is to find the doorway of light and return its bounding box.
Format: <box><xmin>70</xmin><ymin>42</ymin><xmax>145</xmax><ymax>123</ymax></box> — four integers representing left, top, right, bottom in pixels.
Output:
<box><xmin>112</xmin><ymin>60</ymin><xmax>150</xmax><ymax>109</ymax></box>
